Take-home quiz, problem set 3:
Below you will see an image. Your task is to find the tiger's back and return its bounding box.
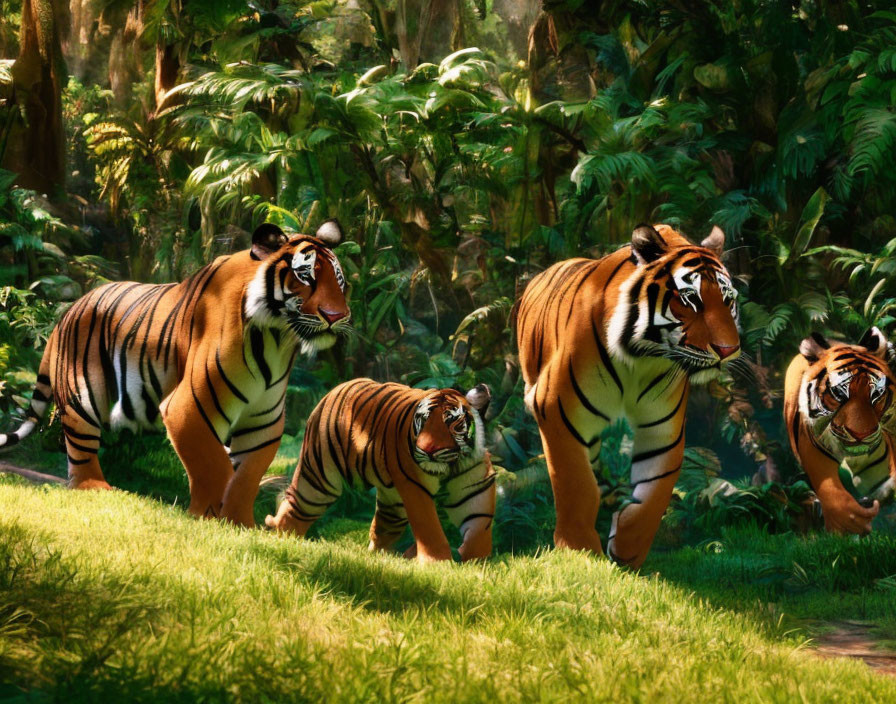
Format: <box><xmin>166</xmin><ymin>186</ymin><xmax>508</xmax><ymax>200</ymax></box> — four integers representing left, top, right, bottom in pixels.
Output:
<box><xmin>2</xmin><ymin>222</ymin><xmax>351</xmax><ymax>526</ymax></box>
<box><xmin>267</xmin><ymin>378</ymin><xmax>496</xmax><ymax>562</ymax></box>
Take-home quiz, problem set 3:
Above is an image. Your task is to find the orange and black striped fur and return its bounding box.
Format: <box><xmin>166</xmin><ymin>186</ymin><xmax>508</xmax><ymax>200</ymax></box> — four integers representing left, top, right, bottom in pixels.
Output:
<box><xmin>517</xmin><ymin>224</ymin><xmax>740</xmax><ymax>568</ymax></box>
<box><xmin>0</xmin><ymin>221</ymin><xmax>350</xmax><ymax>526</ymax></box>
<box><xmin>266</xmin><ymin>380</ymin><xmax>495</xmax><ymax>562</ymax></box>
<box><xmin>784</xmin><ymin>328</ymin><xmax>896</xmax><ymax>535</ymax></box>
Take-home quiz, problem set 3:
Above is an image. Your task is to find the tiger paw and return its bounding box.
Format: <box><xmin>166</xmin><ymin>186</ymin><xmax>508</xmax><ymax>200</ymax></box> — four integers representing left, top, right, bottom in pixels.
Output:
<box><xmin>821</xmin><ymin>494</ymin><xmax>879</xmax><ymax>535</ymax></box>
<box><xmin>70</xmin><ymin>478</ymin><xmax>113</xmax><ymax>491</ymax></box>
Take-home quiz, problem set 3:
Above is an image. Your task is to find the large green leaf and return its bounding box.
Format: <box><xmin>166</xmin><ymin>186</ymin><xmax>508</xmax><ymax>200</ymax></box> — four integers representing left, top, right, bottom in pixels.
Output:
<box><xmin>782</xmin><ymin>187</ymin><xmax>829</xmax><ymax>265</ymax></box>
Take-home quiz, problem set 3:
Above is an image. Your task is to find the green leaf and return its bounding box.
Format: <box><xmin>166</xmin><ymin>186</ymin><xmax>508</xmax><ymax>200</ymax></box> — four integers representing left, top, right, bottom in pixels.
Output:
<box><xmin>784</xmin><ymin>187</ymin><xmax>829</xmax><ymax>265</ymax></box>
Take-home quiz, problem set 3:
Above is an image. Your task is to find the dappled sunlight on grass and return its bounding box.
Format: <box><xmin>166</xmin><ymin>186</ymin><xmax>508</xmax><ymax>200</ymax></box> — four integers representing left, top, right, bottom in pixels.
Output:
<box><xmin>1</xmin><ymin>477</ymin><xmax>895</xmax><ymax>702</ymax></box>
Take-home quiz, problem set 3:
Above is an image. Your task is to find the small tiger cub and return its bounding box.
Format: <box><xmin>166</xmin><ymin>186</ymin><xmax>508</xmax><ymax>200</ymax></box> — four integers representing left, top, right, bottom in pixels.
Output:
<box><xmin>266</xmin><ymin>379</ymin><xmax>495</xmax><ymax>562</ymax></box>
<box><xmin>784</xmin><ymin>327</ymin><xmax>896</xmax><ymax>535</ymax></box>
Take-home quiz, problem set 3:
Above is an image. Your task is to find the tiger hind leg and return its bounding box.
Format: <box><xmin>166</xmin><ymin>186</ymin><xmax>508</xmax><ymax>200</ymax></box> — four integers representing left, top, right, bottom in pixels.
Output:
<box><xmin>62</xmin><ymin>415</ymin><xmax>110</xmax><ymax>490</ymax></box>
<box><xmin>368</xmin><ymin>488</ymin><xmax>409</xmax><ymax>552</ymax></box>
<box><xmin>265</xmin><ymin>457</ymin><xmax>342</xmax><ymax>536</ymax></box>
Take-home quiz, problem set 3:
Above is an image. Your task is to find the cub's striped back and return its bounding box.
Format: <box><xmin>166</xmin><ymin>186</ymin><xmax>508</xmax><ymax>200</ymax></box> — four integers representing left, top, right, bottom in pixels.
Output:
<box><xmin>265</xmin><ymin>379</ymin><xmax>496</xmax><ymax>562</ymax></box>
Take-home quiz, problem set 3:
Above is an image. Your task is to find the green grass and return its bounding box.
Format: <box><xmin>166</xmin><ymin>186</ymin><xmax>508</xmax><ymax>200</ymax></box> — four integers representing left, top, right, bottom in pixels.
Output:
<box><xmin>1</xmin><ymin>474</ymin><xmax>896</xmax><ymax>702</ymax></box>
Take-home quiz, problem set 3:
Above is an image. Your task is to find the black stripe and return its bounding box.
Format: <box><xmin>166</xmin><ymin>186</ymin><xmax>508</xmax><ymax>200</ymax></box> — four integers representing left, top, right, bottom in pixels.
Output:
<box><xmin>638</xmin><ymin>386</ymin><xmax>686</xmax><ymax>428</ymax></box>
<box><xmin>62</xmin><ymin>425</ymin><xmax>99</xmax><ymax>441</ymax></box>
<box><xmin>37</xmin><ymin>374</ymin><xmax>51</xmax><ymax>386</ymax></box>
<box><xmin>442</xmin><ymin>477</ymin><xmax>496</xmax><ymax>509</ymax></box>
<box><xmin>231</xmin><ymin>416</ymin><xmax>282</xmax><ymax>439</ymax></box>
<box><xmin>229</xmin><ymin>435</ymin><xmax>280</xmax><ymax>457</ymax></box>
<box><xmin>592</xmin><ymin>318</ymin><xmax>623</xmax><ymax>395</ymax></box>
<box><xmin>558</xmin><ymin>399</ymin><xmax>599</xmax><ymax>447</ymax></box>
<box><xmin>205</xmin><ymin>366</ymin><xmax>231</xmax><ymax>426</ymax></box>
<box><xmin>632</xmin><ymin>426</ymin><xmax>684</xmax><ymax>464</ymax></box>
<box><xmin>67</xmin><ymin>455</ymin><xmax>92</xmax><ymax>465</ymax></box>
<box><xmin>855</xmin><ymin>448</ymin><xmax>888</xmax><ymax>476</ymax></box>
<box><xmin>249</xmin><ymin>327</ymin><xmax>272</xmax><ymax>387</ymax></box>
<box><xmin>191</xmin><ymin>385</ymin><xmax>223</xmax><ymax>444</ymax></box>
<box><xmin>67</xmin><ymin>439</ymin><xmax>99</xmax><ymax>454</ymax></box>
<box><xmin>638</xmin><ymin>370</ymin><xmax>669</xmax><ymax>402</ymax></box>
<box><xmin>568</xmin><ymin>360</ymin><xmax>610</xmax><ymax>420</ymax></box>
<box><xmin>632</xmin><ymin>465</ymin><xmax>681</xmax><ymax>487</ymax></box>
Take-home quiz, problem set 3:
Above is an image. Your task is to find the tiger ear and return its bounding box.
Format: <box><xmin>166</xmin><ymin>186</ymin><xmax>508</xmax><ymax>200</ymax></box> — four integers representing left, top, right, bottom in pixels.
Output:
<box><xmin>859</xmin><ymin>326</ymin><xmax>888</xmax><ymax>358</ymax></box>
<box><xmin>701</xmin><ymin>225</ymin><xmax>726</xmax><ymax>257</ymax></box>
<box><xmin>799</xmin><ymin>332</ymin><xmax>830</xmax><ymax>363</ymax></box>
<box><xmin>631</xmin><ymin>224</ymin><xmax>667</xmax><ymax>264</ymax></box>
<box><xmin>315</xmin><ymin>219</ymin><xmax>343</xmax><ymax>246</ymax></box>
<box><xmin>465</xmin><ymin>383</ymin><xmax>491</xmax><ymax>417</ymax></box>
<box><xmin>251</xmin><ymin>223</ymin><xmax>288</xmax><ymax>261</ymax></box>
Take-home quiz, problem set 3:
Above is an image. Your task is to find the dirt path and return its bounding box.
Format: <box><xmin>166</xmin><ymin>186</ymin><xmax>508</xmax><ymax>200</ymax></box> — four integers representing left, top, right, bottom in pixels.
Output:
<box><xmin>813</xmin><ymin>621</ymin><xmax>896</xmax><ymax>676</ymax></box>
<box><xmin>0</xmin><ymin>460</ymin><xmax>66</xmax><ymax>485</ymax></box>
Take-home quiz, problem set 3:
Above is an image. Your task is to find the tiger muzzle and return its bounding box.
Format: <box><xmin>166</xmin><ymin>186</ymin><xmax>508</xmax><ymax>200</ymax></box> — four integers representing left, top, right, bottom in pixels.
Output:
<box><xmin>710</xmin><ymin>343</ymin><xmax>740</xmax><ymax>362</ymax></box>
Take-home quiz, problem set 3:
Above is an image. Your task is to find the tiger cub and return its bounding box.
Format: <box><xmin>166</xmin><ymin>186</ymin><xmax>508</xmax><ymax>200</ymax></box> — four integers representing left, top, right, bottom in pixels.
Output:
<box><xmin>266</xmin><ymin>379</ymin><xmax>495</xmax><ymax>562</ymax></box>
<box><xmin>0</xmin><ymin>222</ymin><xmax>350</xmax><ymax>526</ymax></box>
<box><xmin>516</xmin><ymin>224</ymin><xmax>741</xmax><ymax>568</ymax></box>
<box><xmin>784</xmin><ymin>328</ymin><xmax>896</xmax><ymax>534</ymax></box>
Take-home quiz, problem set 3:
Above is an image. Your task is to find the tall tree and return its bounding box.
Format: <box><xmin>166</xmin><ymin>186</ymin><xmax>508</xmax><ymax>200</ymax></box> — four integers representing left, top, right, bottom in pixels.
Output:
<box><xmin>3</xmin><ymin>0</ymin><xmax>68</xmax><ymax>193</ymax></box>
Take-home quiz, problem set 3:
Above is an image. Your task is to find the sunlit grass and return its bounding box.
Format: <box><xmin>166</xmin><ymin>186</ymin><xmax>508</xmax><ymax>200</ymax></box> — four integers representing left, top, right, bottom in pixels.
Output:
<box><xmin>1</xmin><ymin>477</ymin><xmax>895</xmax><ymax>702</ymax></box>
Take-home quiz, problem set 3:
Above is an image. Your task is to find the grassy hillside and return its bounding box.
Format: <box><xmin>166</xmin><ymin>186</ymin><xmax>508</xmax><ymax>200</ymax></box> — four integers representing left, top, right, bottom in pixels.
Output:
<box><xmin>1</xmin><ymin>474</ymin><xmax>895</xmax><ymax>703</ymax></box>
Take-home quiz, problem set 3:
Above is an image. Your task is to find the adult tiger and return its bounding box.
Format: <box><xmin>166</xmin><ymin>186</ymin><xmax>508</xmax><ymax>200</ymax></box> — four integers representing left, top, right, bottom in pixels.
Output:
<box><xmin>517</xmin><ymin>224</ymin><xmax>740</xmax><ymax>568</ymax></box>
<box><xmin>0</xmin><ymin>221</ymin><xmax>350</xmax><ymax>526</ymax></box>
<box><xmin>784</xmin><ymin>328</ymin><xmax>895</xmax><ymax>535</ymax></box>
<box><xmin>265</xmin><ymin>379</ymin><xmax>495</xmax><ymax>562</ymax></box>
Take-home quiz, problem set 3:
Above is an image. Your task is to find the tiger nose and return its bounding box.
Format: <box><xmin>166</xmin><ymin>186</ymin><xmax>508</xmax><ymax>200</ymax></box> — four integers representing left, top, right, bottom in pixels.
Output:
<box><xmin>849</xmin><ymin>426</ymin><xmax>876</xmax><ymax>441</ymax></box>
<box><xmin>318</xmin><ymin>307</ymin><xmax>346</xmax><ymax>325</ymax></box>
<box><xmin>711</xmin><ymin>343</ymin><xmax>740</xmax><ymax>360</ymax></box>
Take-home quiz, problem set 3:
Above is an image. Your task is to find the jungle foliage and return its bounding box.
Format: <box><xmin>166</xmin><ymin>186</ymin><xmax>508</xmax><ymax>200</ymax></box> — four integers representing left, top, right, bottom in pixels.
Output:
<box><xmin>2</xmin><ymin>0</ymin><xmax>896</xmax><ymax>534</ymax></box>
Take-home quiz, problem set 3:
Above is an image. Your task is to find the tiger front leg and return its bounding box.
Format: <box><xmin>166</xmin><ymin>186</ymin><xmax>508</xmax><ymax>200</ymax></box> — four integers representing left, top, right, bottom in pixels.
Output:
<box><xmin>444</xmin><ymin>452</ymin><xmax>497</xmax><ymax>561</ymax></box>
<box><xmin>608</xmin><ymin>423</ymin><xmax>685</xmax><ymax>569</ymax></box>
<box><xmin>796</xmin><ymin>424</ymin><xmax>879</xmax><ymax>535</ymax></box>
<box><xmin>220</xmin><ymin>415</ymin><xmax>284</xmax><ymax>527</ymax></box>
<box><xmin>368</xmin><ymin>488</ymin><xmax>409</xmax><ymax>552</ymax></box>
<box><xmin>536</xmin><ymin>409</ymin><xmax>603</xmax><ymax>555</ymax></box>
<box><xmin>163</xmin><ymin>383</ymin><xmax>235</xmax><ymax>519</ymax></box>
<box><xmin>392</xmin><ymin>474</ymin><xmax>452</xmax><ymax>563</ymax></box>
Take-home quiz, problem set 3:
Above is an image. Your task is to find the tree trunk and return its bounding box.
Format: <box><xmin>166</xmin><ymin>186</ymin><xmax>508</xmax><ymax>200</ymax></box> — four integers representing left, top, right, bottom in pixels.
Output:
<box><xmin>395</xmin><ymin>0</ymin><xmax>462</xmax><ymax>70</ymax></box>
<box><xmin>527</xmin><ymin>7</ymin><xmax>595</xmax><ymax>103</ymax></box>
<box><xmin>154</xmin><ymin>40</ymin><xmax>180</xmax><ymax>113</ymax></box>
<box><xmin>3</xmin><ymin>0</ymin><xmax>68</xmax><ymax>194</ymax></box>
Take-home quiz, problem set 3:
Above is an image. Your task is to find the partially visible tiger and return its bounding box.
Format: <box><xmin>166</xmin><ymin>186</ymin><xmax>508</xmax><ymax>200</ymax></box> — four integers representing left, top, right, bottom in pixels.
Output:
<box><xmin>784</xmin><ymin>328</ymin><xmax>896</xmax><ymax>534</ymax></box>
<box><xmin>516</xmin><ymin>224</ymin><xmax>740</xmax><ymax>568</ymax></box>
<box><xmin>265</xmin><ymin>379</ymin><xmax>495</xmax><ymax>562</ymax></box>
<box><xmin>0</xmin><ymin>221</ymin><xmax>351</xmax><ymax>526</ymax></box>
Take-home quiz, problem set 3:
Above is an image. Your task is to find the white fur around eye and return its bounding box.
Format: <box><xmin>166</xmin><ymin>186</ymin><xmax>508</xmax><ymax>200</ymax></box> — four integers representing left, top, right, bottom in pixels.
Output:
<box><xmin>414</xmin><ymin>399</ymin><xmax>432</xmax><ymax>435</ymax></box>
<box><xmin>871</xmin><ymin>375</ymin><xmax>887</xmax><ymax>403</ymax></box>
<box><xmin>291</xmin><ymin>249</ymin><xmax>317</xmax><ymax>282</ymax></box>
<box><xmin>330</xmin><ymin>255</ymin><xmax>346</xmax><ymax>290</ymax></box>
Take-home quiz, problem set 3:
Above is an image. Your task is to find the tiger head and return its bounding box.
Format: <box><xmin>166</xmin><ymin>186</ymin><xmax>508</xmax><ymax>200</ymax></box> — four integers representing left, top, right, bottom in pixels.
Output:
<box><xmin>245</xmin><ymin>221</ymin><xmax>351</xmax><ymax>354</ymax></box>
<box><xmin>608</xmin><ymin>223</ymin><xmax>740</xmax><ymax>383</ymax></box>
<box><xmin>798</xmin><ymin>328</ymin><xmax>895</xmax><ymax>455</ymax></box>
<box><xmin>411</xmin><ymin>384</ymin><xmax>490</xmax><ymax>476</ymax></box>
